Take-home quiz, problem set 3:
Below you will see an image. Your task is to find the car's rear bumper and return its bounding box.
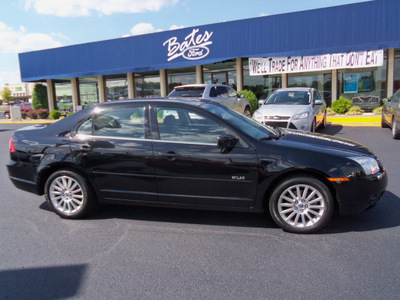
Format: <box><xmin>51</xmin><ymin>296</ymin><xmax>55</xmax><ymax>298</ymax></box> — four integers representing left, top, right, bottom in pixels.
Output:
<box><xmin>334</xmin><ymin>171</ymin><xmax>388</xmax><ymax>215</ymax></box>
<box><xmin>7</xmin><ymin>160</ymin><xmax>41</xmax><ymax>195</ymax></box>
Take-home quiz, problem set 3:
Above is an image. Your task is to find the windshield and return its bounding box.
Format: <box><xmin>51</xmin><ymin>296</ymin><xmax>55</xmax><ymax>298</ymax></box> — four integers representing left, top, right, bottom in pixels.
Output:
<box><xmin>168</xmin><ymin>87</ymin><xmax>205</xmax><ymax>98</ymax></box>
<box><xmin>201</xmin><ymin>103</ymin><xmax>276</xmax><ymax>140</ymax></box>
<box><xmin>264</xmin><ymin>91</ymin><xmax>310</xmax><ymax>105</ymax></box>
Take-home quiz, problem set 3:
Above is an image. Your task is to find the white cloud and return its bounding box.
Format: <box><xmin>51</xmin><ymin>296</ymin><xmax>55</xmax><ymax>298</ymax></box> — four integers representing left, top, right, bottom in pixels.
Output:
<box><xmin>0</xmin><ymin>21</ymin><xmax>63</xmax><ymax>53</ymax></box>
<box><xmin>129</xmin><ymin>23</ymin><xmax>162</xmax><ymax>36</ymax></box>
<box><xmin>25</xmin><ymin>0</ymin><xmax>179</xmax><ymax>17</ymax></box>
<box><xmin>169</xmin><ymin>25</ymin><xmax>184</xmax><ymax>30</ymax></box>
<box><xmin>125</xmin><ymin>23</ymin><xmax>185</xmax><ymax>37</ymax></box>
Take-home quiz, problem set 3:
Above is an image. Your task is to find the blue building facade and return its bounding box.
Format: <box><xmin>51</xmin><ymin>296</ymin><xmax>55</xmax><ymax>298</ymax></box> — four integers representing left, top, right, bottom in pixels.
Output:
<box><xmin>18</xmin><ymin>0</ymin><xmax>400</xmax><ymax>110</ymax></box>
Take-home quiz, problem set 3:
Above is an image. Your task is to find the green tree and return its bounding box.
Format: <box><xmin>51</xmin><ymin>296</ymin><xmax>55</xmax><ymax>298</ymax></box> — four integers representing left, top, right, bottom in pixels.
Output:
<box><xmin>238</xmin><ymin>89</ymin><xmax>257</xmax><ymax>114</ymax></box>
<box><xmin>1</xmin><ymin>87</ymin><xmax>12</xmax><ymax>102</ymax></box>
<box><xmin>32</xmin><ymin>84</ymin><xmax>48</xmax><ymax>110</ymax></box>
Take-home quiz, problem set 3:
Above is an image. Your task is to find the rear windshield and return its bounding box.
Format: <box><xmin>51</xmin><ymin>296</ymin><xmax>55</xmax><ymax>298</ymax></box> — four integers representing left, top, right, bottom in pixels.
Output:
<box><xmin>168</xmin><ymin>87</ymin><xmax>205</xmax><ymax>98</ymax></box>
<box><xmin>265</xmin><ymin>91</ymin><xmax>310</xmax><ymax>105</ymax></box>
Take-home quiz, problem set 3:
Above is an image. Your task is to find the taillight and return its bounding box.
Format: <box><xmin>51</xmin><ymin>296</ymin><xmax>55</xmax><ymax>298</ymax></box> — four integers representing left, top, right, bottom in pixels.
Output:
<box><xmin>9</xmin><ymin>137</ymin><xmax>16</xmax><ymax>152</ymax></box>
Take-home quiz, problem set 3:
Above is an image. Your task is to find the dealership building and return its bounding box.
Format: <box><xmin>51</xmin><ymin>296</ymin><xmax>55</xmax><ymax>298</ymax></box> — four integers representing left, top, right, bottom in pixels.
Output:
<box><xmin>18</xmin><ymin>0</ymin><xmax>400</xmax><ymax>112</ymax></box>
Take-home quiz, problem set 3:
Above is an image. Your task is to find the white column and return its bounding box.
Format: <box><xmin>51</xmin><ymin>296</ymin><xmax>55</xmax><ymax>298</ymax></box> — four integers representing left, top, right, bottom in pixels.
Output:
<box><xmin>281</xmin><ymin>74</ymin><xmax>288</xmax><ymax>88</ymax></box>
<box><xmin>160</xmin><ymin>69</ymin><xmax>168</xmax><ymax>97</ymax></box>
<box><xmin>127</xmin><ymin>73</ymin><xmax>136</xmax><ymax>98</ymax></box>
<box><xmin>71</xmin><ymin>78</ymin><xmax>80</xmax><ymax>110</ymax></box>
<box><xmin>236</xmin><ymin>58</ymin><xmax>244</xmax><ymax>91</ymax></box>
<box><xmin>331</xmin><ymin>69</ymin><xmax>338</xmax><ymax>104</ymax></box>
<box><xmin>46</xmin><ymin>79</ymin><xmax>57</xmax><ymax>111</ymax></box>
<box><xmin>98</xmin><ymin>75</ymin><xmax>106</xmax><ymax>103</ymax></box>
<box><xmin>196</xmin><ymin>65</ymin><xmax>203</xmax><ymax>84</ymax></box>
<box><xmin>387</xmin><ymin>48</ymin><xmax>395</xmax><ymax>98</ymax></box>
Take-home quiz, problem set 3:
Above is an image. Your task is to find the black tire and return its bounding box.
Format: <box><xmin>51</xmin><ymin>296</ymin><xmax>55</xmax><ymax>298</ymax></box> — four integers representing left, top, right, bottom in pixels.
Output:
<box><xmin>244</xmin><ymin>106</ymin><xmax>251</xmax><ymax>117</ymax></box>
<box><xmin>392</xmin><ymin>117</ymin><xmax>400</xmax><ymax>140</ymax></box>
<box><xmin>381</xmin><ymin>113</ymin><xmax>389</xmax><ymax>128</ymax></box>
<box><xmin>320</xmin><ymin>112</ymin><xmax>327</xmax><ymax>129</ymax></box>
<box><xmin>45</xmin><ymin>170</ymin><xmax>95</xmax><ymax>219</ymax></box>
<box><xmin>269</xmin><ymin>175</ymin><xmax>334</xmax><ymax>234</ymax></box>
<box><xmin>4</xmin><ymin>112</ymin><xmax>10</xmax><ymax>119</ymax></box>
<box><xmin>310</xmin><ymin>118</ymin><xmax>316</xmax><ymax>132</ymax></box>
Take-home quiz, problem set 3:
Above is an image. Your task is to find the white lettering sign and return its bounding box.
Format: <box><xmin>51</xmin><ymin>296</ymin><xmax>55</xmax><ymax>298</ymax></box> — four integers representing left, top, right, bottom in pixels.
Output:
<box><xmin>163</xmin><ymin>28</ymin><xmax>213</xmax><ymax>61</ymax></box>
<box><xmin>249</xmin><ymin>50</ymin><xmax>384</xmax><ymax>76</ymax></box>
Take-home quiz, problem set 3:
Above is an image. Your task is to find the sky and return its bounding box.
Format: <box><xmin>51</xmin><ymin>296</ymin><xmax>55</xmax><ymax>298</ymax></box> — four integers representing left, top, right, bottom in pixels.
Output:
<box><xmin>0</xmin><ymin>0</ymin><xmax>371</xmax><ymax>89</ymax></box>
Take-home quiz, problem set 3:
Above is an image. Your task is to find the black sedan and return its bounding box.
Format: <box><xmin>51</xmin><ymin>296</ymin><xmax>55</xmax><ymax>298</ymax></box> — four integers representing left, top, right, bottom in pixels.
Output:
<box><xmin>7</xmin><ymin>98</ymin><xmax>388</xmax><ymax>233</ymax></box>
<box><xmin>382</xmin><ymin>88</ymin><xmax>400</xmax><ymax>139</ymax></box>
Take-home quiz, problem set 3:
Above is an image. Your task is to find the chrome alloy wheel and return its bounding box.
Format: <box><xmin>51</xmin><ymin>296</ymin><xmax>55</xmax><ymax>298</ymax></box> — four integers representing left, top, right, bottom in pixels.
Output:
<box><xmin>49</xmin><ymin>175</ymin><xmax>84</xmax><ymax>214</ymax></box>
<box><xmin>277</xmin><ymin>184</ymin><xmax>325</xmax><ymax>228</ymax></box>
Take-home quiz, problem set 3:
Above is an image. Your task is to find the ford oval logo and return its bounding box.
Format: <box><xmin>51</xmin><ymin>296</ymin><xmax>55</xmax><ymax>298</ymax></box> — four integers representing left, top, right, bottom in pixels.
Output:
<box><xmin>182</xmin><ymin>46</ymin><xmax>210</xmax><ymax>60</ymax></box>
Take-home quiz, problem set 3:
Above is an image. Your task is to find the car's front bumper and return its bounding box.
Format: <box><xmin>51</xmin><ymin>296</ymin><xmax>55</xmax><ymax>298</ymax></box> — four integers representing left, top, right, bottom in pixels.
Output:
<box><xmin>254</xmin><ymin>116</ymin><xmax>312</xmax><ymax>131</ymax></box>
<box><xmin>333</xmin><ymin>171</ymin><xmax>388</xmax><ymax>215</ymax></box>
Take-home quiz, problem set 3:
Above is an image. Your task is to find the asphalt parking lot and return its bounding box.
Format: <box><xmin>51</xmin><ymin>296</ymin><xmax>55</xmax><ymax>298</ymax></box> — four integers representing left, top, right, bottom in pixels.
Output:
<box><xmin>0</xmin><ymin>123</ymin><xmax>399</xmax><ymax>299</ymax></box>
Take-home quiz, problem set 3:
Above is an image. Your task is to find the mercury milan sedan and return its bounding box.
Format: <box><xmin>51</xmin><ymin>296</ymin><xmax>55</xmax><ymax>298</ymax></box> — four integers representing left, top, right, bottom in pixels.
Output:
<box><xmin>7</xmin><ymin>98</ymin><xmax>387</xmax><ymax>233</ymax></box>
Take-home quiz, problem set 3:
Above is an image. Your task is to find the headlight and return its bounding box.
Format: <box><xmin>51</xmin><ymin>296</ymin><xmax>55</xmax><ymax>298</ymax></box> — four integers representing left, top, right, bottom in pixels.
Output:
<box><xmin>293</xmin><ymin>112</ymin><xmax>309</xmax><ymax>120</ymax></box>
<box><xmin>253</xmin><ymin>110</ymin><xmax>263</xmax><ymax>121</ymax></box>
<box><xmin>349</xmin><ymin>156</ymin><xmax>380</xmax><ymax>175</ymax></box>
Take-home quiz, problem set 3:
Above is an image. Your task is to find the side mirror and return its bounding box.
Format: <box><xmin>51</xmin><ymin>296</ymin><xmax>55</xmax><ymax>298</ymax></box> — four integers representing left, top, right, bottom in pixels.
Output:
<box><xmin>258</xmin><ymin>100</ymin><xmax>264</xmax><ymax>107</ymax></box>
<box><xmin>217</xmin><ymin>134</ymin><xmax>239</xmax><ymax>154</ymax></box>
<box><xmin>383</xmin><ymin>98</ymin><xmax>390</xmax><ymax>103</ymax></box>
<box><xmin>315</xmin><ymin>99</ymin><xmax>324</xmax><ymax>106</ymax></box>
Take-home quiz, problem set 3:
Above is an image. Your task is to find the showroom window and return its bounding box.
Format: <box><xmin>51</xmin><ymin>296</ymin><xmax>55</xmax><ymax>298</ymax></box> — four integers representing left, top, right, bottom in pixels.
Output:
<box><xmin>135</xmin><ymin>71</ymin><xmax>161</xmax><ymax>98</ymax></box>
<box><xmin>288</xmin><ymin>72</ymin><xmax>332</xmax><ymax>106</ymax></box>
<box><xmin>167</xmin><ymin>66</ymin><xmax>197</xmax><ymax>94</ymax></box>
<box><xmin>203</xmin><ymin>60</ymin><xmax>237</xmax><ymax>88</ymax></box>
<box><xmin>105</xmin><ymin>74</ymin><xmax>128</xmax><ymax>101</ymax></box>
<box><xmin>338</xmin><ymin>51</ymin><xmax>387</xmax><ymax>101</ymax></box>
<box><xmin>79</xmin><ymin>77</ymin><xmax>99</xmax><ymax>107</ymax></box>
<box><xmin>54</xmin><ymin>79</ymin><xmax>73</xmax><ymax>113</ymax></box>
<box><xmin>243</xmin><ymin>58</ymin><xmax>282</xmax><ymax>100</ymax></box>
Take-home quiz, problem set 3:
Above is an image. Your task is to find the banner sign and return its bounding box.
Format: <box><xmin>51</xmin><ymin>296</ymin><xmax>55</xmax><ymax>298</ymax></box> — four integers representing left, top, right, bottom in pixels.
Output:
<box><xmin>249</xmin><ymin>50</ymin><xmax>384</xmax><ymax>76</ymax></box>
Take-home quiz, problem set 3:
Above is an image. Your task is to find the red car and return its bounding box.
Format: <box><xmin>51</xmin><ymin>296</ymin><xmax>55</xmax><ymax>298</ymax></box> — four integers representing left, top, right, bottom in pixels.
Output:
<box><xmin>3</xmin><ymin>103</ymin><xmax>32</xmax><ymax>119</ymax></box>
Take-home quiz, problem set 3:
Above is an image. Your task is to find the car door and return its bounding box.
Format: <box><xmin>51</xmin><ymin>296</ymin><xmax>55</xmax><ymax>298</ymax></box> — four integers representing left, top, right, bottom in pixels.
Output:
<box><xmin>70</xmin><ymin>104</ymin><xmax>157</xmax><ymax>203</ymax></box>
<box><xmin>151</xmin><ymin>104</ymin><xmax>259</xmax><ymax>208</ymax></box>
<box><xmin>384</xmin><ymin>90</ymin><xmax>400</xmax><ymax>125</ymax></box>
<box><xmin>313</xmin><ymin>90</ymin><xmax>325</xmax><ymax>126</ymax></box>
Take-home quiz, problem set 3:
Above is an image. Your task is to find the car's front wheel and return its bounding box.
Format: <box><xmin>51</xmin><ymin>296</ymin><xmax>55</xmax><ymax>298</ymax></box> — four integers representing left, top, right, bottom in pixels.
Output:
<box><xmin>4</xmin><ymin>112</ymin><xmax>10</xmax><ymax>119</ymax></box>
<box><xmin>244</xmin><ymin>106</ymin><xmax>251</xmax><ymax>117</ymax></box>
<box><xmin>381</xmin><ymin>113</ymin><xmax>389</xmax><ymax>128</ymax></box>
<box><xmin>45</xmin><ymin>170</ymin><xmax>95</xmax><ymax>219</ymax></box>
<box><xmin>392</xmin><ymin>117</ymin><xmax>400</xmax><ymax>139</ymax></box>
<box><xmin>269</xmin><ymin>175</ymin><xmax>334</xmax><ymax>233</ymax></box>
<box><xmin>310</xmin><ymin>118</ymin><xmax>316</xmax><ymax>132</ymax></box>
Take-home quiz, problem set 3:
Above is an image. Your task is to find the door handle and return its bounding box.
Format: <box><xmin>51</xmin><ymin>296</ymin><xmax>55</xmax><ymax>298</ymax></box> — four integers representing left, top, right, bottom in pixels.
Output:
<box><xmin>79</xmin><ymin>144</ymin><xmax>93</xmax><ymax>153</ymax></box>
<box><xmin>162</xmin><ymin>151</ymin><xmax>180</xmax><ymax>161</ymax></box>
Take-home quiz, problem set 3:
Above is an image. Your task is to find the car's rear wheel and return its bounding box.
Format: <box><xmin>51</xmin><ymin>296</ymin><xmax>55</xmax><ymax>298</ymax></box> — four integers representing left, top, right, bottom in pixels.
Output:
<box><xmin>381</xmin><ymin>113</ymin><xmax>389</xmax><ymax>128</ymax></box>
<box><xmin>45</xmin><ymin>170</ymin><xmax>94</xmax><ymax>219</ymax></box>
<box><xmin>244</xmin><ymin>106</ymin><xmax>251</xmax><ymax>117</ymax></box>
<box><xmin>269</xmin><ymin>175</ymin><xmax>334</xmax><ymax>234</ymax></box>
<box><xmin>392</xmin><ymin>117</ymin><xmax>400</xmax><ymax>139</ymax></box>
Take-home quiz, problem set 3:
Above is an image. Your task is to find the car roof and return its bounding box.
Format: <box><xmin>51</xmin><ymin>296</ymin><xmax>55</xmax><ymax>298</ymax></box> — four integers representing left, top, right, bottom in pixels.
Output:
<box><xmin>173</xmin><ymin>83</ymin><xmax>231</xmax><ymax>89</ymax></box>
<box><xmin>275</xmin><ymin>87</ymin><xmax>315</xmax><ymax>92</ymax></box>
<box><xmin>97</xmin><ymin>97</ymin><xmax>215</xmax><ymax>108</ymax></box>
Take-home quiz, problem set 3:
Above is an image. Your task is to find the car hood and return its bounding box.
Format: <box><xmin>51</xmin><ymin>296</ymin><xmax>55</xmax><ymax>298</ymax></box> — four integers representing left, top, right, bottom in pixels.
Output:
<box><xmin>278</xmin><ymin>129</ymin><xmax>373</xmax><ymax>156</ymax></box>
<box><xmin>256</xmin><ymin>105</ymin><xmax>309</xmax><ymax>117</ymax></box>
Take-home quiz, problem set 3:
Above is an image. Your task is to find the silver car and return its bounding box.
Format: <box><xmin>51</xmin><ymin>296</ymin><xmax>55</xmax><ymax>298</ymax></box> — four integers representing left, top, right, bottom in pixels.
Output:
<box><xmin>252</xmin><ymin>87</ymin><xmax>327</xmax><ymax>132</ymax></box>
<box><xmin>168</xmin><ymin>84</ymin><xmax>252</xmax><ymax>116</ymax></box>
